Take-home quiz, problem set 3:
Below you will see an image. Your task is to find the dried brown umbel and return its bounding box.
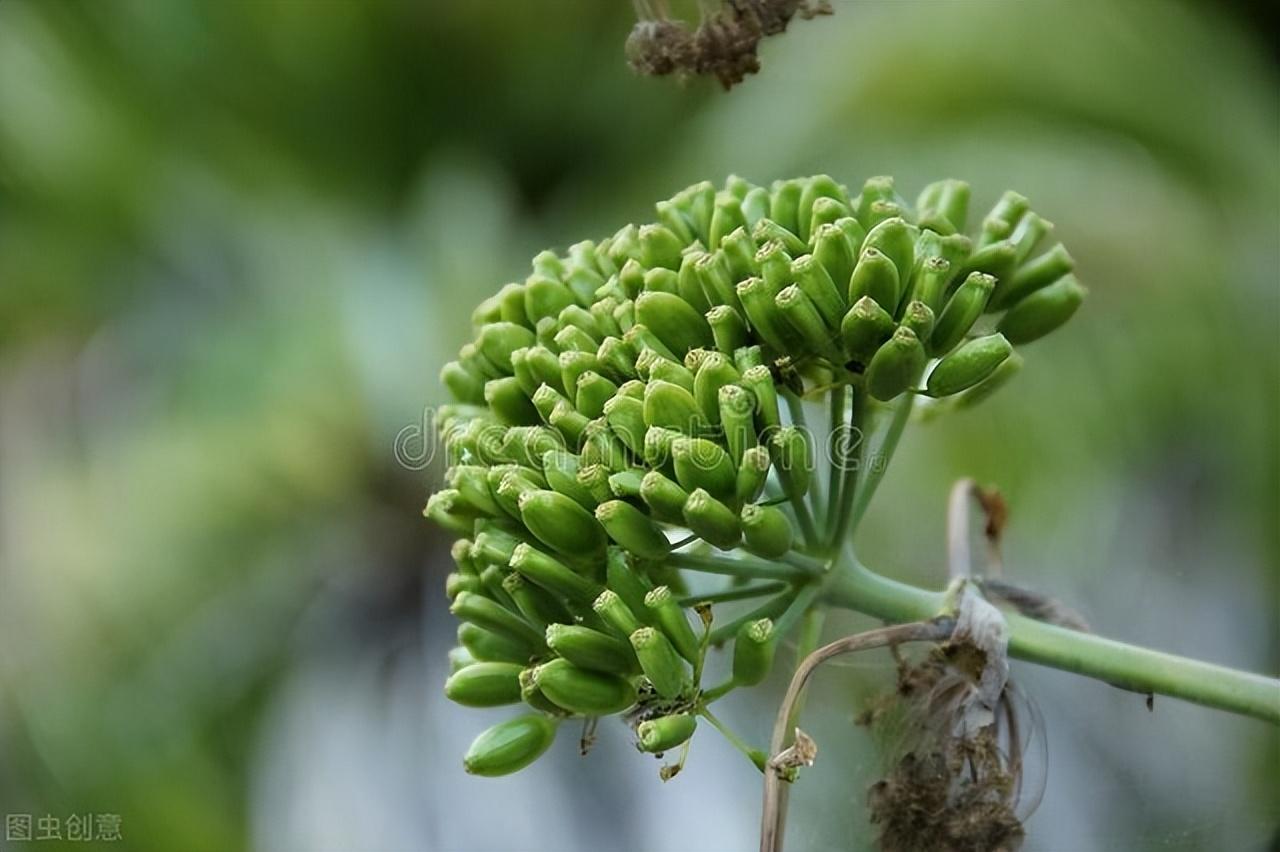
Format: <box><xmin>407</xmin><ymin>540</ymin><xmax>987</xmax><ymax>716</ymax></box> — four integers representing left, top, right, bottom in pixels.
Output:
<box><xmin>627</xmin><ymin>0</ymin><xmax>832</xmax><ymax>89</ymax></box>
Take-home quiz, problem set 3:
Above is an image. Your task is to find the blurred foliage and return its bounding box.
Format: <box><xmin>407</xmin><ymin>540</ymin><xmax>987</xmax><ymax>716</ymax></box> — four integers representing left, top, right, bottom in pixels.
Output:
<box><xmin>0</xmin><ymin>2</ymin><xmax>1275</xmax><ymax>851</ymax></box>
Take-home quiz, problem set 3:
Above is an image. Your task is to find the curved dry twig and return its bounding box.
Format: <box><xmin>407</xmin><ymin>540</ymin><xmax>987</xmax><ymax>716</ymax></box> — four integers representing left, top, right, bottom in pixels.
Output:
<box><xmin>759</xmin><ymin>619</ymin><xmax>955</xmax><ymax>852</ymax></box>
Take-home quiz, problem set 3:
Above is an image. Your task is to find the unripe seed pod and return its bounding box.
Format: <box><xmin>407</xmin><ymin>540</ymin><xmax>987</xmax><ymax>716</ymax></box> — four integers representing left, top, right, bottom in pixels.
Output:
<box><xmin>853</xmin><ymin>175</ymin><xmax>904</xmax><ymax>226</ymax></box>
<box><xmin>697</xmin><ymin>253</ymin><xmax>742</xmax><ymax>313</ymax></box>
<box><xmin>581</xmin><ymin>418</ymin><xmax>630</xmax><ymax>471</ymax></box>
<box><xmin>709</xmin><ymin>192</ymin><xmax>748</xmax><ymax>248</ymax></box>
<box><xmin>769</xmin><ymin>179</ymin><xmax>803</xmax><ymax>236</ymax></box>
<box><xmin>741</xmin><ymin>186</ymin><xmax>771</xmax><ymax>228</ymax></box>
<box><xmin>542</xmin><ymin>450</ymin><xmax>596</xmax><ymax>509</ymax></box>
<box><xmin>461</xmin><ymin>341</ymin><xmax>502</xmax><ymax>379</ymax></box>
<box><xmin>848</xmin><ymin>247</ymin><xmax>901</xmax><ymax>314</ymax></box>
<box><xmin>693</xmin><ymin>352</ymin><xmax>741</xmax><ymax>425</ymax></box>
<box><xmin>605</xmin><ymin>547</ymin><xmax>653</xmax><ymax>619</ymax></box>
<box><xmin>645</xmin><ymin>585</ymin><xmax>701</xmax><ymax>663</ymax></box>
<box><xmin>770</xmin><ymin>426</ymin><xmax>814</xmax><ymax>500</ymax></box>
<box><xmin>896</xmin><ymin>296</ymin><xmax>934</xmax><ymax>343</ymax></box>
<box><xmin>734</xmin><ymin>344</ymin><xmax>765</xmax><ymax>372</ymax></box>
<box><xmin>640</xmin><ymin>429</ymin><xmax>680</xmax><ymax>479</ymax></box>
<box><xmin>1009</xmin><ymin>212</ymin><xmax>1051</xmax><ymax>264</ymax></box>
<box><xmin>559</xmin><ymin>349</ymin><xmax>601</xmax><ymax>394</ymax></box>
<box><xmin>640</xmin><ymin>470</ymin><xmax>690</xmax><ymax>524</ymax></box>
<box><xmin>447</xmin><ymin>572</ymin><xmax>483</xmax><ymax>600</ymax></box>
<box><xmin>791</xmin><ymin>254</ymin><xmax>846</xmax><ymax>331</ymax></box>
<box><xmin>601</xmin><ymin>395</ymin><xmax>646</xmax><ymax>456</ymax></box>
<box><xmin>721</xmin><ymin>227</ymin><xmax>759</xmax><ymax>283</ymax></box>
<box><xmin>510</xmin><ymin>542</ymin><xmax>602</xmax><ymax>604</ymax></box>
<box><xmin>424</xmin><ymin>490</ymin><xmax>477</xmax><ymax>537</ymax></box>
<box><xmin>472</xmin><ymin>526</ymin><xmax>525</xmax><ymax>568</ymax></box>
<box><xmin>459</xmin><ymin>622</ymin><xmax>533</xmax><ymax>665</ymax></box>
<box><xmin>485</xmin><ymin>377</ymin><xmax>539</xmax><ymax>426</ymax></box>
<box><xmin>548</xmin><ymin>398</ymin><xmax>589</xmax><ymax>445</ymax></box>
<box><xmin>448</xmin><ymin>645</ymin><xmax>476</xmax><ymax>674</ymax></box>
<box><xmin>643</xmin><ymin>380</ymin><xmax>706</xmax><ymax>435</ymax></box>
<box><xmin>675</xmin><ymin>180</ymin><xmax>715</xmax><ymax>240</ymax></box>
<box><xmin>672</xmin><ymin>437</ymin><xmax>737</xmax><ymax>502</ymax></box>
<box><xmin>463</xmin><ymin>714</ymin><xmax>558</xmax><ymax>777</ymax></box>
<box><xmin>677</xmin><ymin>251</ymin><xmax>711</xmax><ymax>314</ymax></box>
<box><xmin>441</xmin><ymin>360</ymin><xmax>486</xmax><ymax>404</ymax></box>
<box><xmin>798</xmin><ymin>175</ymin><xmax>849</xmax><ymax>239</ymax></box>
<box><xmin>596</xmin><ymin>500</ymin><xmax>671</xmax><ymax>560</ymax></box>
<box><xmin>910</xmin><ymin>256</ymin><xmax>952</xmax><ymax>314</ymax></box>
<box><xmin>861</xmin><ymin>217</ymin><xmax>916</xmax><ymax>292</ymax></box>
<box><xmin>995</xmin><ymin>243</ymin><xmax>1074</xmax><ymax>310</ymax></box>
<box><xmin>522</xmin><ymin>345</ymin><xmax>568</xmax><ymax>394</ymax></box>
<box><xmin>503</xmin><ymin>572</ymin><xmax>574</xmax><ymax>628</ymax></box>
<box><xmin>807</xmin><ymin>195</ymin><xmax>851</xmax><ymax>241</ymax></box>
<box><xmin>607</xmin><ymin>469</ymin><xmax>644</xmax><ymax>499</ymax></box>
<box><xmin>961</xmin><ymin>240</ymin><xmax>1019</xmax><ymax>303</ymax></box>
<box><xmin>532</xmin><ymin>249</ymin><xmax>566</xmax><ymax>280</ymax></box>
<box><xmin>866</xmin><ymin>326</ymin><xmax>927</xmax><ymax>402</ymax></box>
<box><xmin>930</xmin><ymin>272</ymin><xmax>996</xmax><ymax>356</ymax></box>
<box><xmin>478</xmin><ymin>322</ymin><xmax>537</xmax><ymax>373</ymax></box>
<box><xmin>617</xmin><ymin>378</ymin><xmax>646</xmax><ymax>400</ymax></box>
<box><xmin>445</xmin><ymin>662</ymin><xmax>525</xmax><ymax>707</ymax></box>
<box><xmin>534</xmin><ymin>316</ymin><xmax>560</xmax><ymax>352</ymax></box>
<box><xmin>449</xmin><ymin>465</ymin><xmax>503</xmax><ymax>516</ymax></box>
<box><xmin>519</xmin><ymin>489</ymin><xmax>606</xmax><ymax>556</ymax></box>
<box><xmin>719</xmin><ymin>384</ymin><xmax>758</xmax><ymax>466</ymax></box>
<box><xmin>480</xmin><ymin>565</ymin><xmax>517</xmax><ymax>610</ymax></box>
<box><xmin>500</xmin><ymin>426</ymin><xmax>563</xmax><ymax>469</ymax></box>
<box><xmin>635</xmin><ymin>291</ymin><xmax>714</xmax><ymax>356</ymax></box>
<box><xmin>624</xmin><ymin>323</ymin><xmax>678</xmax><ymax>361</ymax></box>
<box><xmin>534</xmin><ymin>658</ymin><xmax>637</xmax><ymax>716</ymax></box>
<box><xmin>648</xmin><ymin>357</ymin><xmax>697</xmax><ymax>393</ymax></box>
<box><xmin>546</xmin><ymin>623</ymin><xmax>636</xmax><ymax>673</ymax></box>
<box><xmin>812</xmin><ymin>222</ymin><xmax>857</xmax><ymax>297</ymax></box>
<box><xmin>740</xmin><ymin>365</ymin><xmax>781</xmax><ymax>431</ymax></box>
<box><xmin>996</xmin><ymin>274</ymin><xmax>1086</xmax><ymax>344</ymax></box>
<box><xmin>756</xmin><ymin>239</ymin><xmax>794</xmax><ymax>296</ymax></box>
<box><xmin>613</xmin><ymin>298</ymin><xmax>636</xmax><ymax>332</ymax></box>
<box><xmin>618</xmin><ymin>259</ymin><xmax>645</xmax><ymax>300</ymax></box>
<box><xmin>451</xmin><ymin>592</ymin><xmax>546</xmax><ymax>651</ymax></box>
<box><xmin>639</xmin><ymin>223</ymin><xmax>685</xmax><ymax>271</ymax></box>
<box><xmin>596</xmin><ymin>336</ymin><xmax>637</xmax><ymax>382</ymax></box>
<box><xmin>643</xmin><ymin>266</ymin><xmax>681</xmax><ymax>298</ymax></box>
<box><xmin>737</xmin><ymin>276</ymin><xmax>796</xmax><ymax>354</ymax></box>
<box><xmin>576</xmin><ymin>371</ymin><xmax>618</xmax><ymax>419</ymax></box>
<box><xmin>840</xmin><ymin>295</ymin><xmax>897</xmax><ymax>365</ymax></box>
<box><xmin>524</xmin><ymin>275</ymin><xmax>576</xmax><ymax>323</ymax></box>
<box><xmin>753</xmin><ymin>219</ymin><xmax>807</xmax><ymax>258</ymax></box>
<box><xmin>593</xmin><ymin>589</ymin><xmax>644</xmax><ymax>637</ymax></box>
<box><xmin>776</xmin><ymin>285</ymin><xmax>843</xmax><ymax>361</ymax></box>
<box><xmin>656</xmin><ymin>199</ymin><xmax>696</xmax><ymax>244</ymax></box>
<box><xmin>637</xmin><ymin>713</ymin><xmax>698</xmax><ymax>753</ymax></box>
<box><xmin>451</xmin><ymin>538</ymin><xmax>480</xmax><ymax>576</ymax></box>
<box><xmin>926</xmin><ymin>333</ymin><xmax>1014</xmax><ymax>397</ymax></box>
<box><xmin>732</xmin><ymin>618</ymin><xmax>777</xmax><ymax>686</ymax></box>
<box><xmin>630</xmin><ymin>627</ymin><xmax>690</xmax><ymax>699</ymax></box>
<box><xmin>496</xmin><ymin>282</ymin><xmax>528</xmax><ymax>325</ymax></box>
<box><xmin>736</xmin><ymin>445</ymin><xmax>772</xmax><ymax>505</ymax></box>
<box><xmin>741</xmin><ymin>504</ymin><xmax>794</xmax><ymax>558</ymax></box>
<box><xmin>683</xmin><ymin>488</ymin><xmax>742</xmax><ymax>550</ymax></box>
<box><xmin>519</xmin><ymin>669</ymin><xmax>565</xmax><ymax>715</ymax></box>
<box><xmin>954</xmin><ymin>350</ymin><xmax>1024</xmax><ymax>409</ymax></box>
<box><xmin>573</xmin><ymin>455</ymin><xmax>611</xmax><ymax>501</ymax></box>
<box><xmin>980</xmin><ymin>191</ymin><xmax>1030</xmax><ymax>247</ymax></box>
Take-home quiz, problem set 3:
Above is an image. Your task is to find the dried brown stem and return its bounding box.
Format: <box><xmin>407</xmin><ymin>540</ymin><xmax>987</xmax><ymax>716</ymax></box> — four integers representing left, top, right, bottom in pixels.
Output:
<box><xmin>759</xmin><ymin>619</ymin><xmax>955</xmax><ymax>852</ymax></box>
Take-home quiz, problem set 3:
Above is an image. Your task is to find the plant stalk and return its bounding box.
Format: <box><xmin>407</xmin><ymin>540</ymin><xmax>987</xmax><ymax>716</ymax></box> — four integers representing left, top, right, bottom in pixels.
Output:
<box><xmin>822</xmin><ymin>555</ymin><xmax>1280</xmax><ymax>724</ymax></box>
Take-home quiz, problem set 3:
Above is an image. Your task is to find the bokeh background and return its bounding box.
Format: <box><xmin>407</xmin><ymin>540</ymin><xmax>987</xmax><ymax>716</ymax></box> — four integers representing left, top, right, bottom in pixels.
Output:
<box><xmin>0</xmin><ymin>2</ymin><xmax>1276</xmax><ymax>850</ymax></box>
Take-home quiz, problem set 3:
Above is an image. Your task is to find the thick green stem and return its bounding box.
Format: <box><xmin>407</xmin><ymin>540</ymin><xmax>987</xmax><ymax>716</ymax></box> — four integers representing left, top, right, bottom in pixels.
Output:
<box><xmin>823</xmin><ymin>557</ymin><xmax>1280</xmax><ymax>724</ymax></box>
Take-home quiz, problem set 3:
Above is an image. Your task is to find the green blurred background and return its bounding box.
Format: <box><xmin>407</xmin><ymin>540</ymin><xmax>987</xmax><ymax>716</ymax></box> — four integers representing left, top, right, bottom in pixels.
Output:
<box><xmin>0</xmin><ymin>2</ymin><xmax>1276</xmax><ymax>850</ymax></box>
